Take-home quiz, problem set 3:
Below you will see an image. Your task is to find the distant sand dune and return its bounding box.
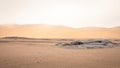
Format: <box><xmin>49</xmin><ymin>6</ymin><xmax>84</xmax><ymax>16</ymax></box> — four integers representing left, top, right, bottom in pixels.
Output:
<box><xmin>0</xmin><ymin>24</ymin><xmax>120</xmax><ymax>39</ymax></box>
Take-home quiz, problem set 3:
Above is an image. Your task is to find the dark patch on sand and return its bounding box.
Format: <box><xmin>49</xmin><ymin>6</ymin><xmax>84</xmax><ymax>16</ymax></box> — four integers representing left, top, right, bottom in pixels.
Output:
<box><xmin>56</xmin><ymin>39</ymin><xmax>120</xmax><ymax>49</ymax></box>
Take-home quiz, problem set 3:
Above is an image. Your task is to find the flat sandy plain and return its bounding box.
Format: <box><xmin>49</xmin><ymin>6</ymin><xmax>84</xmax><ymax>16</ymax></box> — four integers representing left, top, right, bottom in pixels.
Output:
<box><xmin>0</xmin><ymin>38</ymin><xmax>120</xmax><ymax>68</ymax></box>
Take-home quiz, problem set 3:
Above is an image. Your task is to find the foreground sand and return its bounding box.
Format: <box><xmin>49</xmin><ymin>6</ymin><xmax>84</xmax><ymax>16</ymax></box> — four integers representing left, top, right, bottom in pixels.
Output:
<box><xmin>0</xmin><ymin>38</ymin><xmax>120</xmax><ymax>68</ymax></box>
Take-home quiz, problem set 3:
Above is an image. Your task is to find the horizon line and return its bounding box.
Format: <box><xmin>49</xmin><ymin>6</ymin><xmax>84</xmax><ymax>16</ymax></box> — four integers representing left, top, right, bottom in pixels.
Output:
<box><xmin>0</xmin><ymin>23</ymin><xmax>120</xmax><ymax>28</ymax></box>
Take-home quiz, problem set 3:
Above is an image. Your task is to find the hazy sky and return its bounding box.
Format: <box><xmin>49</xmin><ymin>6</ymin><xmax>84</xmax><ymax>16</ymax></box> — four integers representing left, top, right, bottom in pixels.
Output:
<box><xmin>0</xmin><ymin>0</ymin><xmax>120</xmax><ymax>27</ymax></box>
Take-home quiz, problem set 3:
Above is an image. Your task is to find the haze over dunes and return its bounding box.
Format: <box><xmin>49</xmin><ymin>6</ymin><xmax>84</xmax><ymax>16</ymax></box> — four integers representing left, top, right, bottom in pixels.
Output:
<box><xmin>0</xmin><ymin>24</ymin><xmax>120</xmax><ymax>39</ymax></box>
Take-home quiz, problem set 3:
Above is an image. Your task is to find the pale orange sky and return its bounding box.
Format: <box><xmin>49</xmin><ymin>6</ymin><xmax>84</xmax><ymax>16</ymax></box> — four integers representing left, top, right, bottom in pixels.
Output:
<box><xmin>0</xmin><ymin>0</ymin><xmax>120</xmax><ymax>28</ymax></box>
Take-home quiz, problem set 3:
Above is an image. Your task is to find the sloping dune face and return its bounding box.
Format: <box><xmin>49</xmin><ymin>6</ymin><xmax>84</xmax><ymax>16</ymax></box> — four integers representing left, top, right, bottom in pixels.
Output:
<box><xmin>0</xmin><ymin>25</ymin><xmax>120</xmax><ymax>39</ymax></box>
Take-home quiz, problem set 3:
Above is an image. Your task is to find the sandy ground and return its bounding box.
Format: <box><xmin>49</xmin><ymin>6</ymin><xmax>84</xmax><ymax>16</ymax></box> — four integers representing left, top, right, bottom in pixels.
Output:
<box><xmin>0</xmin><ymin>39</ymin><xmax>120</xmax><ymax>68</ymax></box>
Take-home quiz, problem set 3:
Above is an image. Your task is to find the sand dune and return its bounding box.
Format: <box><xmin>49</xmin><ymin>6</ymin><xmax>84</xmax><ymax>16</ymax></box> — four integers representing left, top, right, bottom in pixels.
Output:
<box><xmin>0</xmin><ymin>24</ymin><xmax>120</xmax><ymax>39</ymax></box>
<box><xmin>0</xmin><ymin>25</ymin><xmax>120</xmax><ymax>68</ymax></box>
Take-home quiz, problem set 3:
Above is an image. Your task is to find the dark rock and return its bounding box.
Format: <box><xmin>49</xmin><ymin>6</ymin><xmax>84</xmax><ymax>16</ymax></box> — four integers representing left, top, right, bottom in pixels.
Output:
<box><xmin>55</xmin><ymin>39</ymin><xmax>116</xmax><ymax>49</ymax></box>
<box><xmin>70</xmin><ymin>40</ymin><xmax>83</xmax><ymax>45</ymax></box>
<box><xmin>83</xmin><ymin>39</ymin><xmax>112</xmax><ymax>45</ymax></box>
<box><xmin>56</xmin><ymin>43</ymin><xmax>70</xmax><ymax>46</ymax></box>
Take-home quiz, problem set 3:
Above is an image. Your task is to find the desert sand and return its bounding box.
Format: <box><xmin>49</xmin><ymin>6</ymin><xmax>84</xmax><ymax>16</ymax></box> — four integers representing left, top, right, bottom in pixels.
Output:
<box><xmin>0</xmin><ymin>38</ymin><xmax>120</xmax><ymax>68</ymax></box>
